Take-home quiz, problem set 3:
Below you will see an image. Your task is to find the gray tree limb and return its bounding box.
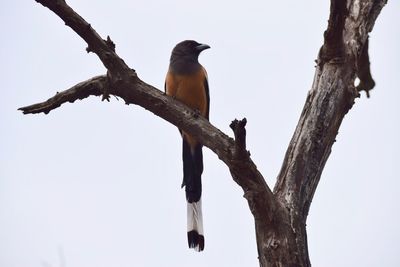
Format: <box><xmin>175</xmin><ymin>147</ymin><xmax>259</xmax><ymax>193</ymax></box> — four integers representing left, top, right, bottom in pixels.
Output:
<box><xmin>22</xmin><ymin>0</ymin><xmax>279</xmax><ymax>240</ymax></box>
<box><xmin>19</xmin><ymin>75</ymin><xmax>107</xmax><ymax>114</ymax></box>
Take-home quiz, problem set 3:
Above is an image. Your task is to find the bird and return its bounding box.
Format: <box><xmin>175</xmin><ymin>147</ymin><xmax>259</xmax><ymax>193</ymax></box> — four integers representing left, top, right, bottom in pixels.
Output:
<box><xmin>165</xmin><ymin>40</ymin><xmax>210</xmax><ymax>252</ymax></box>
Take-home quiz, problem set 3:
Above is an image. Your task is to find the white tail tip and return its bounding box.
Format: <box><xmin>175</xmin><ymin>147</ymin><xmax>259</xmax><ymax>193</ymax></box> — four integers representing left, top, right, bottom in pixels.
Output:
<box><xmin>187</xmin><ymin>199</ymin><xmax>204</xmax><ymax>251</ymax></box>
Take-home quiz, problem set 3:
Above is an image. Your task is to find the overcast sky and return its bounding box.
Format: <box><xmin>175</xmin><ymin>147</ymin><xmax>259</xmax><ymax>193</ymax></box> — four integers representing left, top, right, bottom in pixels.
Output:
<box><xmin>1</xmin><ymin>1</ymin><xmax>399</xmax><ymax>267</ymax></box>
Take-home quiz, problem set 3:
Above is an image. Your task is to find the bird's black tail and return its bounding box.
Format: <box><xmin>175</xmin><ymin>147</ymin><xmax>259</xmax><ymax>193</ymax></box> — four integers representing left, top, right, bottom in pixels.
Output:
<box><xmin>182</xmin><ymin>138</ymin><xmax>205</xmax><ymax>252</ymax></box>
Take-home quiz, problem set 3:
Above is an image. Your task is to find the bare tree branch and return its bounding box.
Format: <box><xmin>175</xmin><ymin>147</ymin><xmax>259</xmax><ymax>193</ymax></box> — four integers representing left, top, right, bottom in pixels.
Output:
<box><xmin>19</xmin><ymin>75</ymin><xmax>107</xmax><ymax>114</ymax></box>
<box><xmin>35</xmin><ymin>0</ymin><xmax>130</xmax><ymax>75</ymax></box>
<box><xmin>24</xmin><ymin>0</ymin><xmax>279</xmax><ymax>231</ymax></box>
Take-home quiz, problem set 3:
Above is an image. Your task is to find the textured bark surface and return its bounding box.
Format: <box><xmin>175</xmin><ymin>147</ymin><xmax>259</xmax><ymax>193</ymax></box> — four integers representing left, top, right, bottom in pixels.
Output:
<box><xmin>20</xmin><ymin>0</ymin><xmax>387</xmax><ymax>266</ymax></box>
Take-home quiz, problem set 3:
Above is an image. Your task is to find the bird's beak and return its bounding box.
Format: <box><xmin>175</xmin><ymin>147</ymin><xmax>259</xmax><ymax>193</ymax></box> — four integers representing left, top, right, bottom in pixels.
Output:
<box><xmin>196</xmin><ymin>43</ymin><xmax>211</xmax><ymax>52</ymax></box>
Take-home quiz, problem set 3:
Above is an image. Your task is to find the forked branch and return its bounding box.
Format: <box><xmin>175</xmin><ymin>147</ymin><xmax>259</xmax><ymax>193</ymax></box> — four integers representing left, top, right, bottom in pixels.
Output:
<box><xmin>22</xmin><ymin>0</ymin><xmax>278</xmax><ymax>226</ymax></box>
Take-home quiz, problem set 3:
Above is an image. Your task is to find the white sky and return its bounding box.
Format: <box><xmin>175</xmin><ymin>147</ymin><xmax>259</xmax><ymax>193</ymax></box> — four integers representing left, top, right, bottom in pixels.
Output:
<box><xmin>1</xmin><ymin>1</ymin><xmax>399</xmax><ymax>266</ymax></box>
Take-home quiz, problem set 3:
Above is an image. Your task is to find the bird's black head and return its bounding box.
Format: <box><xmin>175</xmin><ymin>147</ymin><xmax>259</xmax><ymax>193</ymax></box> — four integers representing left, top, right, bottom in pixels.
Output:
<box><xmin>169</xmin><ymin>40</ymin><xmax>210</xmax><ymax>74</ymax></box>
<box><xmin>172</xmin><ymin>40</ymin><xmax>210</xmax><ymax>58</ymax></box>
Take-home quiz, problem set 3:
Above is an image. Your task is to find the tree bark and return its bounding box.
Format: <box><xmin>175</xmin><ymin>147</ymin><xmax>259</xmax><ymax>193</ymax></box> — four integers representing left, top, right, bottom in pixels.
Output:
<box><xmin>20</xmin><ymin>0</ymin><xmax>387</xmax><ymax>266</ymax></box>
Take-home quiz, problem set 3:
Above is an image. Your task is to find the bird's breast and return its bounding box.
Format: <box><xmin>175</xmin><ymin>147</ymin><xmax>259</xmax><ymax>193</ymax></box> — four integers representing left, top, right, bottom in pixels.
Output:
<box><xmin>165</xmin><ymin>68</ymin><xmax>208</xmax><ymax>117</ymax></box>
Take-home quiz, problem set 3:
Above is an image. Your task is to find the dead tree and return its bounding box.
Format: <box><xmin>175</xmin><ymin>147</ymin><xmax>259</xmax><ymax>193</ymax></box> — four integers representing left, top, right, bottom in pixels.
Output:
<box><xmin>19</xmin><ymin>0</ymin><xmax>387</xmax><ymax>266</ymax></box>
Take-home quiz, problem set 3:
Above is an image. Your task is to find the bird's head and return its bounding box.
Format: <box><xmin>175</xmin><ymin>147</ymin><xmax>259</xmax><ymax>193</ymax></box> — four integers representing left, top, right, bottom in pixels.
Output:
<box><xmin>170</xmin><ymin>40</ymin><xmax>210</xmax><ymax>63</ymax></box>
